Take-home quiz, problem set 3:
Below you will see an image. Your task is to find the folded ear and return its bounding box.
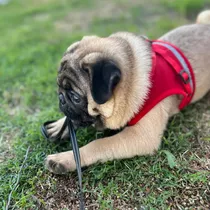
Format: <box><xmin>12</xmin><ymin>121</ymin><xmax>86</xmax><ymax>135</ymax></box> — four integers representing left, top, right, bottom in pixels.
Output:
<box><xmin>91</xmin><ymin>60</ymin><xmax>121</xmax><ymax>104</ymax></box>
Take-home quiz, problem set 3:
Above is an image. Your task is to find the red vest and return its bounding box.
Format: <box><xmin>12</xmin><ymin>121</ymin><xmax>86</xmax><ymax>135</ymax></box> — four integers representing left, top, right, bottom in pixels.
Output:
<box><xmin>128</xmin><ymin>40</ymin><xmax>195</xmax><ymax>126</ymax></box>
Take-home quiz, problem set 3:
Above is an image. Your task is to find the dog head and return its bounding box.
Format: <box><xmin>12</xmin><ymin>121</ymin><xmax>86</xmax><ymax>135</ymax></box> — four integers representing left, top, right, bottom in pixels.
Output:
<box><xmin>57</xmin><ymin>33</ymin><xmax>152</xmax><ymax>130</ymax></box>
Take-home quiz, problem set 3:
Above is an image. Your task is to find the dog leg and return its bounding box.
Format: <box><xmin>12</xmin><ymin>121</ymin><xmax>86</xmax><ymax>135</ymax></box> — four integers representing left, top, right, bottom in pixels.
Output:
<box><xmin>45</xmin><ymin>97</ymin><xmax>175</xmax><ymax>174</ymax></box>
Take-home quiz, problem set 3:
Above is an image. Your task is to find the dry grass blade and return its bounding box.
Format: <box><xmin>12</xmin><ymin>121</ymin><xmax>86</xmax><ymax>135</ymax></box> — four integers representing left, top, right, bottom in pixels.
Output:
<box><xmin>5</xmin><ymin>146</ymin><xmax>30</xmax><ymax>210</ymax></box>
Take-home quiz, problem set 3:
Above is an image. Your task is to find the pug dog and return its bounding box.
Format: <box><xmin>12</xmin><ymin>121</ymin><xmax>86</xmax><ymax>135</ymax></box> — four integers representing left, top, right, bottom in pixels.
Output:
<box><xmin>45</xmin><ymin>11</ymin><xmax>210</xmax><ymax>174</ymax></box>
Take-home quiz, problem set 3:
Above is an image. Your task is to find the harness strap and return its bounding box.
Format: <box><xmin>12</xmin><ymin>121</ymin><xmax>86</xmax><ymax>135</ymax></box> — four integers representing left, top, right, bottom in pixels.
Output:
<box><xmin>128</xmin><ymin>40</ymin><xmax>195</xmax><ymax>126</ymax></box>
<box><xmin>152</xmin><ymin>41</ymin><xmax>195</xmax><ymax>109</ymax></box>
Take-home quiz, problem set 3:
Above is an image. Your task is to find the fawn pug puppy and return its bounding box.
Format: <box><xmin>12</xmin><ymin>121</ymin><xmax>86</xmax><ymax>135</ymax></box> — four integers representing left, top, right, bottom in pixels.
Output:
<box><xmin>44</xmin><ymin>11</ymin><xmax>210</xmax><ymax>174</ymax></box>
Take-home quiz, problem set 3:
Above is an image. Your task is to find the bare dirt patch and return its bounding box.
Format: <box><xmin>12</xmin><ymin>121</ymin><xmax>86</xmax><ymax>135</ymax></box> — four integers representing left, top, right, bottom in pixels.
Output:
<box><xmin>35</xmin><ymin>173</ymin><xmax>138</xmax><ymax>210</ymax></box>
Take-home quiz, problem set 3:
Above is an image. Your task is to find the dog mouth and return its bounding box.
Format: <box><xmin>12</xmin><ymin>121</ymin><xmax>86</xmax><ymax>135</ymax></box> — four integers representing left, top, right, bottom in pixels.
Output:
<box><xmin>91</xmin><ymin>116</ymin><xmax>104</xmax><ymax>130</ymax></box>
<box><xmin>59</xmin><ymin>105</ymin><xmax>95</xmax><ymax>128</ymax></box>
<box><xmin>75</xmin><ymin>117</ymin><xmax>96</xmax><ymax>128</ymax></box>
<box><xmin>62</xmin><ymin>109</ymin><xmax>96</xmax><ymax>129</ymax></box>
<box><xmin>58</xmin><ymin>92</ymin><xmax>105</xmax><ymax>129</ymax></box>
<box><xmin>63</xmin><ymin>108</ymin><xmax>104</xmax><ymax>130</ymax></box>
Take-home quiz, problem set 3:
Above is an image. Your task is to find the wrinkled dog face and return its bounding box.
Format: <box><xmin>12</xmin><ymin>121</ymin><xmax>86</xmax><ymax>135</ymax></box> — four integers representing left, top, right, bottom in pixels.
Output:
<box><xmin>57</xmin><ymin>61</ymin><xmax>95</xmax><ymax>128</ymax></box>
<box><xmin>57</xmin><ymin>37</ymin><xmax>121</xmax><ymax>129</ymax></box>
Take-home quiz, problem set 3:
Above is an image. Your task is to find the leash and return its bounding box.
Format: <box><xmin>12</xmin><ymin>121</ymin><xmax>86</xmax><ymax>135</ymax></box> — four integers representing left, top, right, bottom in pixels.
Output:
<box><xmin>66</xmin><ymin>117</ymin><xmax>85</xmax><ymax>210</ymax></box>
<box><xmin>41</xmin><ymin>118</ymin><xmax>85</xmax><ymax>210</ymax></box>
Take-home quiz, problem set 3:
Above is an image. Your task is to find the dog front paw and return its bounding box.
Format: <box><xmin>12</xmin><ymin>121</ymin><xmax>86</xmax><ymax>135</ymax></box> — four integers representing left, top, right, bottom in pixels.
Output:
<box><xmin>45</xmin><ymin>151</ymin><xmax>76</xmax><ymax>174</ymax></box>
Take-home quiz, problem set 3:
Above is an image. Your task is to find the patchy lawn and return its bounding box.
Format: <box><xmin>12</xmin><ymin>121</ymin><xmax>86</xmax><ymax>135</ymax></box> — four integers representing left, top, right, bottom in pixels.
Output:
<box><xmin>0</xmin><ymin>0</ymin><xmax>210</xmax><ymax>209</ymax></box>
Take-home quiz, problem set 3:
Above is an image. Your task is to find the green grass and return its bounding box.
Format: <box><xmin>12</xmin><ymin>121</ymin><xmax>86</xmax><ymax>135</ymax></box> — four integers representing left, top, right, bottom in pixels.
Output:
<box><xmin>0</xmin><ymin>0</ymin><xmax>210</xmax><ymax>209</ymax></box>
<box><xmin>161</xmin><ymin>0</ymin><xmax>210</xmax><ymax>19</ymax></box>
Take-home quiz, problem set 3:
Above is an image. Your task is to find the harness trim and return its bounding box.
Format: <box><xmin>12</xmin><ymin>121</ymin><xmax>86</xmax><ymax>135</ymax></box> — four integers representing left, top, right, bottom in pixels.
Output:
<box><xmin>153</xmin><ymin>41</ymin><xmax>193</xmax><ymax>90</ymax></box>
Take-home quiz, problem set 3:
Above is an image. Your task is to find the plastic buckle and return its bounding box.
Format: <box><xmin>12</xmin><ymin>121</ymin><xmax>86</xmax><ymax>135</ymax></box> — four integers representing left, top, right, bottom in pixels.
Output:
<box><xmin>179</xmin><ymin>69</ymin><xmax>190</xmax><ymax>84</ymax></box>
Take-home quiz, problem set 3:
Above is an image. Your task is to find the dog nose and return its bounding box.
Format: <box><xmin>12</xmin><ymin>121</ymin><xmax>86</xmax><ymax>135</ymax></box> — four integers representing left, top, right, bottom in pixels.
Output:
<box><xmin>59</xmin><ymin>93</ymin><xmax>66</xmax><ymax>105</ymax></box>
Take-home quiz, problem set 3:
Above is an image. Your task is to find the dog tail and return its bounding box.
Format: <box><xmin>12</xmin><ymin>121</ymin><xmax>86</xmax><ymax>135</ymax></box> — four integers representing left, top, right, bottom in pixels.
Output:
<box><xmin>196</xmin><ymin>10</ymin><xmax>210</xmax><ymax>24</ymax></box>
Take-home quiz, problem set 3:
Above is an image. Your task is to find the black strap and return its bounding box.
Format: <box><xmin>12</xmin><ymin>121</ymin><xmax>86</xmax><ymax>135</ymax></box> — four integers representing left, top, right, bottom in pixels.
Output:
<box><xmin>41</xmin><ymin>118</ymin><xmax>85</xmax><ymax>210</ymax></box>
<box><xmin>66</xmin><ymin>117</ymin><xmax>85</xmax><ymax>210</ymax></box>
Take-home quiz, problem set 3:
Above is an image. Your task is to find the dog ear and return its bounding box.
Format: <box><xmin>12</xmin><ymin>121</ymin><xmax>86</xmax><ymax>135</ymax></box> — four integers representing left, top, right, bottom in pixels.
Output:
<box><xmin>91</xmin><ymin>60</ymin><xmax>121</xmax><ymax>104</ymax></box>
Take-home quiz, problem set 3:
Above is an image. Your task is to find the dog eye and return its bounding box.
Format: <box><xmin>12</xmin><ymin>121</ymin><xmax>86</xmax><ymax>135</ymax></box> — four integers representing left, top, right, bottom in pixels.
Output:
<box><xmin>70</xmin><ymin>91</ymin><xmax>81</xmax><ymax>104</ymax></box>
<box><xmin>82</xmin><ymin>65</ymin><xmax>89</xmax><ymax>74</ymax></box>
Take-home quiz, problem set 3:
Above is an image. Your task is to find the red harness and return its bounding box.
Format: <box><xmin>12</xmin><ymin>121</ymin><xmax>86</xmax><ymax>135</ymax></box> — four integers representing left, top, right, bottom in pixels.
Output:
<box><xmin>128</xmin><ymin>40</ymin><xmax>195</xmax><ymax>126</ymax></box>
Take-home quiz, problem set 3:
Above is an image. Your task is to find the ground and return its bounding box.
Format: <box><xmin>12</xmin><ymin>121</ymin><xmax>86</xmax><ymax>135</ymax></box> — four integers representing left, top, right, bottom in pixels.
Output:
<box><xmin>0</xmin><ymin>0</ymin><xmax>210</xmax><ymax>209</ymax></box>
